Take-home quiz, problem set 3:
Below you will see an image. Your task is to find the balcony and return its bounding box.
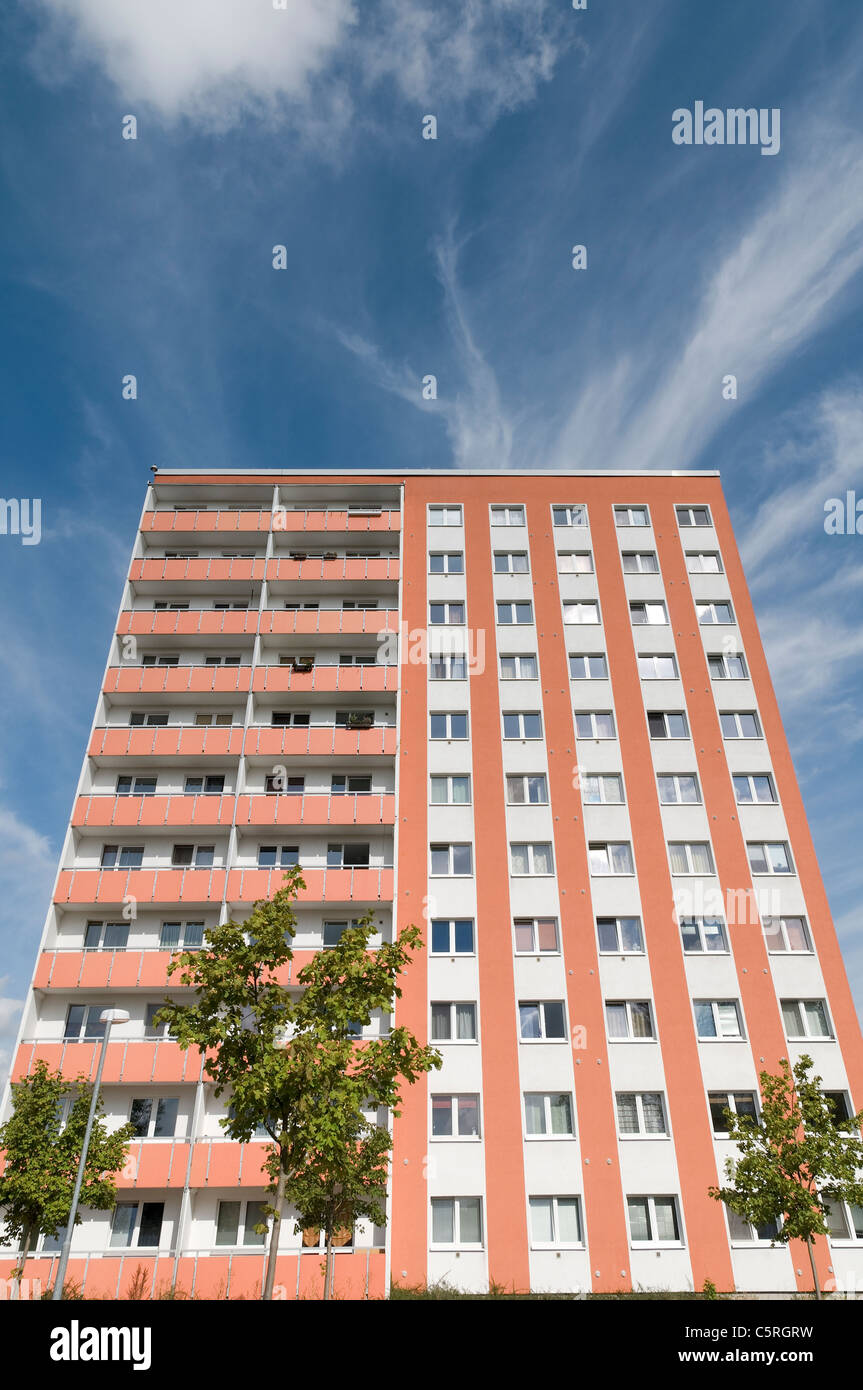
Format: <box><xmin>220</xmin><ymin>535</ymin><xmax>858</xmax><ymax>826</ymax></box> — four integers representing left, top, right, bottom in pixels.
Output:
<box><xmin>89</xmin><ymin>727</ymin><xmax>244</xmax><ymax>759</ymax></box>
<box><xmin>104</xmin><ymin>666</ymin><xmax>252</xmax><ymax>696</ymax></box>
<box><xmin>34</xmin><ymin>949</ymin><xmax>179</xmax><ymax>991</ymax></box>
<box><xmin>243</xmin><ymin>725</ymin><xmax>397</xmax><ymax>759</ymax></box>
<box><xmin>265</xmin><ymin>556</ymin><xmax>400</xmax><ymax>583</ymax></box>
<box><xmin>118</xmin><ymin>608</ymin><xmax>259</xmax><ymax>637</ymax></box>
<box><xmin>271</xmin><ymin>507</ymin><xmax>401</xmax><ymax>536</ymax></box>
<box><xmin>234</xmin><ymin>792</ymin><xmax>395</xmax><ymax>828</ymax></box>
<box><xmin>54</xmin><ymin>867</ymin><xmax>228</xmax><ymax>907</ymax></box>
<box><xmin>130</xmin><ymin>557</ymin><xmax>266</xmax><ymax>583</ymax></box>
<box><xmin>226</xmin><ymin>866</ymin><xmax>394</xmax><ymax>904</ymax></box>
<box><xmin>72</xmin><ymin>793</ymin><xmax>235</xmax><ymax>830</ymax></box>
<box><xmin>13</xmin><ymin>1037</ymin><xmax>205</xmax><ymax>1085</ymax></box>
<box><xmin>251</xmin><ymin>664</ymin><xmax>396</xmax><ymax>694</ymax></box>
<box><xmin>141</xmin><ymin>508</ymin><xmax>272</xmax><ymax>534</ymax></box>
<box><xmin>259</xmin><ymin>608</ymin><xmax>397</xmax><ymax>636</ymax></box>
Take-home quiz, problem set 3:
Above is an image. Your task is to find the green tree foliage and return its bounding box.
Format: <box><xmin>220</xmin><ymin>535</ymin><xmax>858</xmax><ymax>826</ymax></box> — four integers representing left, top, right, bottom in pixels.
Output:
<box><xmin>709</xmin><ymin>1055</ymin><xmax>863</xmax><ymax>1298</ymax></box>
<box><xmin>0</xmin><ymin>1060</ymin><xmax>133</xmax><ymax>1292</ymax></box>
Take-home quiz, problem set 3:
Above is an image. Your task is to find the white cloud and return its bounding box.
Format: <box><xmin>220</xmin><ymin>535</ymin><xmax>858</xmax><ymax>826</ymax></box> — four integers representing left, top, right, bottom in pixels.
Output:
<box><xmin>32</xmin><ymin>0</ymin><xmax>566</xmax><ymax>134</ymax></box>
<box><xmin>0</xmin><ymin>979</ymin><xmax>24</xmax><ymax>1096</ymax></box>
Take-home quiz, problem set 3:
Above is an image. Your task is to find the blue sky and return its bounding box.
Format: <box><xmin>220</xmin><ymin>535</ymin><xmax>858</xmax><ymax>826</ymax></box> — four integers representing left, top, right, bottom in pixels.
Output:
<box><xmin>1</xmin><ymin>0</ymin><xmax>863</xmax><ymax>1081</ymax></box>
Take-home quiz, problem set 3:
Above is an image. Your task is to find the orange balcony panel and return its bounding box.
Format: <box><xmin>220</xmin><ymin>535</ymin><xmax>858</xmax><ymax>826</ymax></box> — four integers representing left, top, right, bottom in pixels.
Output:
<box><xmin>264</xmin><ymin>557</ymin><xmax>399</xmax><ymax>583</ymax></box>
<box><xmin>251</xmin><ymin>665</ymin><xmax>394</xmax><ymax>694</ymax></box>
<box><xmin>88</xmin><ymin>726</ymin><xmax>244</xmax><ymax>760</ymax></box>
<box><xmin>118</xmin><ymin>609</ymin><xmax>258</xmax><ymax>638</ymax></box>
<box><xmin>141</xmin><ymin>509</ymin><xmax>270</xmax><ymax>533</ymax></box>
<box><xmin>259</xmin><ymin>608</ymin><xmax>397</xmax><ymax>636</ymax></box>
<box><xmin>12</xmin><ymin>1041</ymin><xmax>62</xmax><ymax>1081</ymax></box>
<box><xmin>108</xmin><ymin>951</ymin><xmax>150</xmax><ymax>988</ymax></box>
<box><xmin>78</xmin><ymin>952</ymin><xmax>113</xmax><ymax>988</ymax></box>
<box><xmin>208</xmin><ymin>1143</ymin><xmax>244</xmax><ymax>1186</ymax></box>
<box><xmin>54</xmin><ymin>868</ymin><xmax>227</xmax><ymax>906</ymax></box>
<box><xmin>130</xmin><ymin>557</ymin><xmax>265</xmax><ymax>583</ymax></box>
<box><xmin>226</xmin><ymin>867</ymin><xmax>393</xmax><ymax>903</ymax></box>
<box><xmin>275</xmin><ymin>508</ymin><xmax>401</xmax><ymax>534</ymax></box>
<box><xmin>191</xmin><ymin>1257</ymin><xmax>233</xmax><ymax>1300</ymax></box>
<box><xmin>138</xmin><ymin>952</ymin><xmax>175</xmax><ymax>987</ymax></box>
<box><xmin>104</xmin><ymin>666</ymin><xmax>252</xmax><ymax>695</ymax></box>
<box><xmin>125</xmin><ymin>1142</ymin><xmax>178</xmax><ymax>1189</ymax></box>
<box><xmin>234</xmin><ymin>792</ymin><xmax>395</xmax><ymax>826</ymax></box>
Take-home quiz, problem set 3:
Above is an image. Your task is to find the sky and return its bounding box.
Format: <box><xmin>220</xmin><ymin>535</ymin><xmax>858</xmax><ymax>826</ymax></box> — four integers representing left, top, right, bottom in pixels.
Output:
<box><xmin>1</xmin><ymin>0</ymin><xmax>862</xmax><ymax>1084</ymax></box>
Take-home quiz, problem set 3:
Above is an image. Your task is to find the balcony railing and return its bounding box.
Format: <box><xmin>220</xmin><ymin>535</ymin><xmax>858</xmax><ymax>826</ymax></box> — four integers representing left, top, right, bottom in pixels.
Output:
<box><xmin>251</xmin><ymin>664</ymin><xmax>397</xmax><ymax>693</ymax></box>
<box><xmin>71</xmin><ymin>791</ymin><xmax>394</xmax><ymax>829</ymax></box>
<box><xmin>265</xmin><ymin>556</ymin><xmax>400</xmax><ymax>582</ymax></box>
<box><xmin>129</xmin><ymin>557</ymin><xmax>266</xmax><ymax>583</ymax></box>
<box><xmin>243</xmin><ymin>725</ymin><xmax>397</xmax><ymax>758</ymax></box>
<box><xmin>226</xmin><ymin>866</ymin><xmax>394</xmax><ymax>903</ymax></box>
<box><xmin>259</xmin><ymin>608</ymin><xmax>397</xmax><ymax>635</ymax></box>
<box><xmin>34</xmin><ymin>949</ymin><xmax>181</xmax><ymax>991</ymax></box>
<box><xmin>54</xmin><ymin>867</ymin><xmax>228</xmax><ymax>906</ymax></box>
<box><xmin>89</xmin><ymin>727</ymin><xmax>244</xmax><ymax>758</ymax></box>
<box><xmin>141</xmin><ymin>507</ymin><xmax>401</xmax><ymax>534</ymax></box>
<box><xmin>104</xmin><ymin>665</ymin><xmax>252</xmax><ymax>695</ymax></box>
<box><xmin>141</xmin><ymin>508</ymin><xmax>272</xmax><ymax>533</ymax></box>
<box><xmin>234</xmin><ymin>792</ymin><xmax>395</xmax><ymax>826</ymax></box>
<box><xmin>13</xmin><ymin>1037</ymin><xmax>204</xmax><ymax>1086</ymax></box>
<box><xmin>72</xmin><ymin>793</ymin><xmax>236</xmax><ymax>829</ymax></box>
<box><xmin>118</xmin><ymin>609</ymin><xmax>259</xmax><ymax>637</ymax></box>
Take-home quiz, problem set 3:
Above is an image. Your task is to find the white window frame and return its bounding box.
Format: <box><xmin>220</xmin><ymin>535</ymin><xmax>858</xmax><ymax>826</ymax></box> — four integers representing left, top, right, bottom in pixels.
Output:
<box><xmin>630</xmin><ymin>600</ymin><xmax>668</xmax><ymax>625</ymax></box>
<box><xmin>657</xmin><ymin>773</ymin><xmax>701</xmax><ymax>804</ymax></box>
<box><xmin>430</xmin><ymin>774</ymin><xmax>472</xmax><ymax>806</ymax></box>
<box><xmin>637</xmin><ymin>653</ymin><xmax>678</xmax><ymax>679</ymax></box>
<box><xmin>781</xmin><ymin>998</ymin><xmax>833</xmax><ymax>1040</ymax></box>
<box><xmin>708</xmin><ymin>1091</ymin><xmax>758</xmax><ymax>1136</ymax></box>
<box><xmin>627</xmin><ymin>1195</ymin><xmax>683</xmax><ymax>1246</ymax></box>
<box><xmin>596</xmin><ymin>916</ymin><xmax>644</xmax><ymax>954</ymax></box>
<box><xmin>518</xmin><ymin>1000</ymin><xmax>568</xmax><ymax>1041</ymax></box>
<box><xmin>616</xmin><ymin>1092</ymin><xmax>668</xmax><ymax>1138</ymax></box>
<box><xmin>697</xmin><ymin>600</ymin><xmax>734</xmax><ymax>626</ymax></box>
<box><xmin>490</xmin><ymin>505</ymin><xmax>525</xmax><ymax>526</ymax></box>
<box><xmin>523</xmin><ymin>1092</ymin><xmax>575</xmax><ymax>1138</ymax></box>
<box><xmin>569</xmin><ymin>653</ymin><xmax>608</xmax><ymax>679</ymax></box>
<box><xmin>513</xmin><ymin>917</ymin><xmax>560</xmax><ymax>954</ymax></box>
<box><xmin>510</xmin><ymin>842</ymin><xmax>555</xmax><ymax>875</ymax></box>
<box><xmin>614</xmin><ymin>505</ymin><xmax>650</xmax><ymax>528</ymax></box>
<box><xmin>428</xmin><ymin>505</ymin><xmax>463</xmax><ymax>527</ymax></box>
<box><xmin>580</xmin><ymin>773</ymin><xmax>624</xmax><ymax>804</ymax></box>
<box><xmin>552</xmin><ymin>504</ymin><xmax>588</xmax><ymax>527</ymax></box>
<box><xmin>430</xmin><ymin>918</ymin><xmax>475</xmax><ymax>956</ymax></box>
<box><xmin>562</xmin><ymin>601</ymin><xmax>600</xmax><ymax>625</ymax></box>
<box><xmin>708</xmin><ymin>651</ymin><xmax>748</xmax><ymax>680</ymax></box>
<box><xmin>574</xmin><ymin>710</ymin><xmax>616</xmax><ymax>739</ymax></box>
<box><xmin>693</xmin><ymin>998</ymin><xmax>745</xmax><ymax>1040</ymax></box>
<box><xmin>430</xmin><ymin>711</ymin><xmax>469</xmax><ymax>740</ymax></box>
<box><xmin>669</xmin><ymin>841</ymin><xmax>715</xmax><ymax>875</ymax></box>
<box><xmin>647</xmin><ymin>711</ymin><xmax>689</xmax><ymax>739</ymax></box>
<box><xmin>430</xmin><ymin>1094</ymin><xmax>481</xmax><ymax>1141</ymax></box>
<box><xmin>733</xmin><ymin>773</ymin><xmax>776</xmax><ymax>804</ymax></box>
<box><xmin>557</xmin><ymin>551</ymin><xmax>594</xmax><ymax>574</ymax></box>
<box><xmin>430</xmin><ymin>1002</ymin><xmax>478</xmax><ymax>1043</ymax></box>
<box><xmin>429</xmin><ymin>601</ymin><xmax>465</xmax><ymax>626</ymax></box>
<box><xmin>429</xmin><ymin>653</ymin><xmax>468</xmax><ymax>681</ymax></box>
<box><xmin>676</xmin><ymin>505</ymin><xmax>712</xmax><ymax>528</ymax></box>
<box><xmin>503</xmin><ymin>710</ymin><xmax>543</xmax><ymax>740</ymax></box>
<box><xmin>497</xmin><ymin>600</ymin><xmax>534</xmax><ymax>625</ymax></box>
<box><xmin>588</xmin><ymin>842</ymin><xmax>635</xmax><ymax>876</ymax></box>
<box><xmin>605</xmin><ymin>1000</ymin><xmax>655</xmax><ymax>1041</ymax></box>
<box><xmin>746</xmin><ymin>841</ymin><xmax>794</xmax><ymax>875</ymax></box>
<box><xmin>679</xmin><ymin>916</ymin><xmax>728</xmax><ymax>953</ymax></box>
<box><xmin>430</xmin><ymin>1197</ymin><xmax>483</xmax><ymax>1248</ymax></box>
<box><xmin>428</xmin><ymin>551</ymin><xmax>464</xmax><ymax>574</ymax></box>
<box><xmin>493</xmin><ymin>550</ymin><xmax>530</xmax><ymax>574</ymax></box>
<box><xmin>505</xmin><ymin>773</ymin><xmax>549</xmax><ymax>805</ymax></box>
<box><xmin>528</xmin><ymin>1196</ymin><xmax>584</xmax><ymax>1248</ymax></box>
<box><xmin>499</xmin><ymin>653</ymin><xmax>538</xmax><ymax>680</ymax></box>
<box><xmin>621</xmin><ymin>551</ymin><xmax>659</xmax><ymax>574</ymax></box>
<box><xmin>763</xmin><ymin>916</ymin><xmax>811</xmax><ymax>953</ymax></box>
<box><xmin>720</xmin><ymin>710</ymin><xmax>761</xmax><ymax>739</ymax></box>
<box><xmin>429</xmin><ymin>842</ymin><xmax>474</xmax><ymax>877</ymax></box>
<box><xmin>686</xmin><ymin>550</ymin><xmax>723</xmax><ymax>573</ymax></box>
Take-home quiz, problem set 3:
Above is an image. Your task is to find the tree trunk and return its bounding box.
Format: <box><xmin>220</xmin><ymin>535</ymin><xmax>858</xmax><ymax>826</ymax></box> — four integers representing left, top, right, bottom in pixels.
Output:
<box><xmin>805</xmin><ymin>1235</ymin><xmax>821</xmax><ymax>1300</ymax></box>
<box><xmin>12</xmin><ymin>1223</ymin><xmax>34</xmax><ymax>1302</ymax></box>
<box><xmin>263</xmin><ymin>1165</ymin><xmax>286</xmax><ymax>1302</ymax></box>
<box><xmin>323</xmin><ymin>1230</ymin><xmax>334</xmax><ymax>1302</ymax></box>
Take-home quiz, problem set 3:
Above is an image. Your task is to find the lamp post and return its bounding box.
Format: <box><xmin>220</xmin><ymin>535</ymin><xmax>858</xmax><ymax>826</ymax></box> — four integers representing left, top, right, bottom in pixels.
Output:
<box><xmin>52</xmin><ymin>1008</ymin><xmax>130</xmax><ymax>1301</ymax></box>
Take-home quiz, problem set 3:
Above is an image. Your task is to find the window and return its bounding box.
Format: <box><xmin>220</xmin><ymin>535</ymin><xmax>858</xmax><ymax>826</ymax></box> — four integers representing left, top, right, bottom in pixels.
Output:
<box><xmin>597</xmin><ymin>917</ymin><xmax>643</xmax><ymax>953</ymax></box>
<box><xmin>697</xmin><ymin>600</ymin><xmax>734</xmax><ymax>625</ymax></box>
<box><xmin>569</xmin><ymin>653</ymin><xmax>608</xmax><ymax>679</ymax></box>
<box><xmin>686</xmin><ymin>551</ymin><xmax>722</xmax><ymax>573</ymax></box>
<box><xmin>184</xmin><ymin>775</ymin><xmax>225</xmax><ymax>796</ymax></box>
<box><xmin>616</xmin><ymin>1093</ymin><xmax>667</xmax><ymax>1136</ymax></box>
<box><xmin>430</xmin><ymin>774</ymin><xmax>471</xmax><ymax>804</ymax></box>
<box><xmin>824</xmin><ymin>1203</ymin><xmax>863</xmax><ymax>1241</ymax></box>
<box><xmin>213</xmin><ymin>600</ymin><xmax>249</xmax><ymax>611</ymax></box>
<box><xmin>588</xmin><ymin>842</ymin><xmax>634</xmax><ymax>875</ymax></box>
<box><xmin>258</xmin><ymin>845</ymin><xmax>300</xmax><ymax>868</ymax></box>
<box><xmin>727</xmin><ymin>1211</ymin><xmax>782</xmax><ymax>1243</ymax></box>
<box><xmin>130</xmin><ymin>711</ymin><xmax>169</xmax><ymax>727</ymax></box>
<box><xmin>557</xmin><ymin>551</ymin><xmax>593</xmax><ymax>574</ymax></box>
<box><xmin>562</xmin><ymin>601</ymin><xmax>600</xmax><ymax>624</ymax></box>
<box><xmin>676</xmin><ymin>505</ymin><xmax>712</xmax><ymax>528</ymax></box>
<box><xmin>518</xmin><ymin>1001</ymin><xmax>567</xmax><ymax>1040</ymax></box>
<box><xmin>338</xmin><ymin>652</ymin><xmax>379</xmax><ymax>667</ymax></box>
<box><xmin>720</xmin><ymin>711</ymin><xmax>761</xmax><ymax>739</ymax></box>
<box><xmin>637</xmin><ymin>653</ymin><xmax>678</xmax><ymax>679</ymax></box>
<box><xmin>694</xmin><ymin>999</ymin><xmax>744</xmax><ymax>1039</ymax></box>
<box><xmin>627</xmin><ymin>1196</ymin><xmax>681</xmax><ymax>1244</ymax></box>
<box><xmin>657</xmin><ymin>773</ymin><xmax>700</xmax><ymax>804</ymax></box>
<box><xmin>430</xmin><ymin>711</ymin><xmax>469</xmax><ymax>740</ymax></box>
<box><xmin>430</xmin><ymin>843</ymin><xmax>473</xmax><ymax>876</ymax></box>
<box><xmin>614</xmin><ymin>505</ymin><xmax>649</xmax><ymax>527</ymax></box>
<box><xmin>431</xmin><ymin>1002</ymin><xmax>477</xmax><ymax>1042</ymax></box>
<box><xmin>283</xmin><ymin>601</ymin><xmax>319</xmax><ymax>612</ymax></box>
<box><xmin>145</xmin><ymin>1004</ymin><xmax>172</xmax><ymax>1039</ymax></box>
<box><xmin>429</xmin><ymin>551</ymin><xmax>464</xmax><ymax>574</ymax></box>
<box><xmin>430</xmin><ymin>653</ymin><xmax>468</xmax><ymax>680</ymax></box>
<box><xmin>494</xmin><ymin>551</ymin><xmax>529</xmax><ymax>573</ymax></box>
<box><xmin>322</xmin><ymin>919</ymin><xmax>361</xmax><ymax>949</ymax></box>
<box><xmin>574</xmin><ymin>710</ymin><xmax>615</xmax><ymax>739</ymax></box>
<box><xmin>510</xmin><ymin>842</ymin><xmax>554</xmax><ymax>875</ymax></box>
<box><xmin>709</xmin><ymin>1091</ymin><xmax>757</xmax><ymax>1135</ymax></box>
<box><xmin>763</xmin><ymin>916</ymin><xmax>810</xmax><ymax>952</ymax></box>
<box><xmin>83</xmin><ymin>921</ymin><xmax>129</xmax><ymax>951</ymax></box>
<box><xmin>514</xmin><ymin>918</ymin><xmax>559</xmax><ymax>953</ymax></box>
<box><xmin>529</xmin><ymin>1196</ymin><xmax>583</xmax><ymax>1247</ymax></box>
<box><xmin>500</xmin><ymin>653</ymin><xmax>538</xmax><ymax>679</ymax></box>
<box><xmin>733</xmin><ymin>774</ymin><xmax>776</xmax><ymax>804</ymax></box>
<box><xmin>142</xmin><ymin>653</ymin><xmax>180</xmax><ymax>667</ymax></box>
<box><xmin>101</xmin><ymin>845</ymin><xmax>144</xmax><ymax>869</ymax></box>
<box><xmin>669</xmin><ymin>841</ymin><xmax>714</xmax><ymax>874</ymax></box>
<box><xmin>503</xmin><ymin>711</ymin><xmax>542</xmax><ymax>739</ymax></box>
<box><xmin>430</xmin><ymin>1197</ymin><xmax>482</xmax><ymax>1246</ymax></box>
<box><xmin>552</xmin><ymin>504</ymin><xmax>588</xmax><ymax>527</ymax></box>
<box><xmin>680</xmin><ymin>917</ymin><xmax>727</xmax><ymax>953</ymax></box>
<box><xmin>431</xmin><ymin>1095</ymin><xmax>480</xmax><ymax>1138</ymax></box>
<box><xmin>505</xmin><ymin>773</ymin><xmax>548</xmax><ymax>804</ymax></box>
<box><xmin>497</xmin><ymin>600</ymin><xmax>534</xmax><ymax>625</ymax></box>
<box><xmin>747</xmin><ymin>841</ymin><xmax>793</xmax><ymax>875</ymax></box>
<box><xmin>204</xmin><ymin>654</ymin><xmax>242</xmax><ymax>666</ymax></box>
<box><xmin>708</xmin><ymin>652</ymin><xmax>748</xmax><ymax>680</ymax></box>
<box><xmin>606</xmin><ymin>1001</ymin><xmax>654</xmax><ymax>1040</ymax></box>
<box><xmin>647</xmin><ymin>711</ymin><xmax>688</xmax><ymax>739</ymax></box>
<box><xmin>491</xmin><ymin>505</ymin><xmax>525</xmax><ymax>526</ymax></box>
<box><xmin>271</xmin><ymin>710</ymin><xmax>310</xmax><ymax>728</ymax></box>
<box><xmin>159</xmin><ymin>921</ymin><xmax>204</xmax><ymax>950</ymax></box>
<box><xmin>64</xmin><ymin>1004</ymin><xmax>108</xmax><ymax>1040</ymax></box>
<box><xmin>154</xmin><ymin>600</ymin><xmax>189</xmax><ymax>611</ymax></box>
<box><xmin>129</xmin><ymin>1097</ymin><xmax>179</xmax><ymax>1139</ymax></box>
<box><xmin>327</xmin><ymin>842</ymin><xmax>370</xmax><ymax>869</ymax></box>
<box><xmin>110</xmin><ymin>1202</ymin><xmax>164</xmax><ymax>1249</ymax></box>
<box><xmin>195</xmin><ymin>711</ymin><xmax>233</xmax><ymax>726</ymax></box>
<box><xmin>630</xmin><ymin>600</ymin><xmax>667</xmax><ymax>625</ymax></box>
<box><xmin>431</xmin><ymin>919</ymin><xmax>475</xmax><ymax>955</ymax></box>
<box><xmin>781</xmin><ymin>999</ymin><xmax>832</xmax><ymax>1039</ymax></box>
<box><xmin>524</xmin><ymin>1093</ymin><xmax>574</xmax><ymax>1136</ymax></box>
<box><xmin>580</xmin><ymin>773</ymin><xmax>624</xmax><ymax>804</ymax></box>
<box><xmin>429</xmin><ymin>601</ymin><xmax>465</xmax><ymax>625</ymax></box>
<box><xmin>265</xmin><ymin>773</ymin><xmax>305</xmax><ymax>795</ymax></box>
<box><xmin>824</xmin><ymin>1092</ymin><xmax>851</xmax><ymax>1122</ymax></box>
<box><xmin>331</xmin><ymin>775</ymin><xmax>372</xmax><ymax>795</ymax></box>
<box><xmin>428</xmin><ymin>506</ymin><xmax>462</xmax><ymax>527</ymax></box>
<box><xmin>171</xmin><ymin>844</ymin><xmax>215</xmax><ymax>868</ymax></box>
<box><xmin>622</xmin><ymin>551</ymin><xmax>658</xmax><ymax>574</ymax></box>
<box><xmin>215</xmin><ymin>1200</ymin><xmax>268</xmax><ymax>1247</ymax></box>
<box><xmin>116</xmin><ymin>776</ymin><xmax>157</xmax><ymax>797</ymax></box>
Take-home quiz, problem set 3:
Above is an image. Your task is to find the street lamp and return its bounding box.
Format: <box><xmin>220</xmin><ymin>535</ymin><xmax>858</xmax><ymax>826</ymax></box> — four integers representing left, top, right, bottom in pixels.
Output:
<box><xmin>52</xmin><ymin>1008</ymin><xmax>130</xmax><ymax>1301</ymax></box>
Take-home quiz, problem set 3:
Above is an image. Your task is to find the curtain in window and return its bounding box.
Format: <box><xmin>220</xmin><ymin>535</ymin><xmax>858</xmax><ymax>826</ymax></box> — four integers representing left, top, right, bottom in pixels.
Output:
<box><xmin>458</xmin><ymin>1199</ymin><xmax>482</xmax><ymax>1244</ymax></box>
<box><xmin>519</xmin><ymin>1004</ymin><xmax>542</xmax><ymax>1039</ymax></box>
<box><xmin>529</xmin><ymin>1198</ymin><xmax>554</xmax><ymax>1243</ymax></box>
<box><xmin>532</xmin><ymin>845</ymin><xmax>553</xmax><ymax>875</ymax></box>
<box><xmin>616</xmin><ymin>1095</ymin><xmax>639</xmax><ymax>1134</ymax></box>
<box><xmin>557</xmin><ymin>1199</ymin><xmax>581</xmax><ymax>1243</ymax></box>
<box><xmin>642</xmin><ymin>1094</ymin><xmax>665</xmax><ymax>1134</ymax></box>
<box><xmin>216</xmin><ymin>1201</ymin><xmax>241</xmax><ymax>1246</ymax></box>
<box><xmin>627</xmin><ymin>1198</ymin><xmax>650</xmax><ymax>1241</ymax></box>
<box><xmin>606</xmin><ymin>1004</ymin><xmax>628</xmax><ymax>1038</ymax></box>
<box><xmin>431</xmin><ymin>1200</ymin><xmax>454</xmax><ymax>1244</ymax></box>
<box><xmin>524</xmin><ymin>1095</ymin><xmax>546</xmax><ymax>1134</ymax></box>
<box><xmin>630</xmin><ymin>1003</ymin><xmax>653</xmax><ymax>1038</ymax></box>
<box><xmin>653</xmin><ymin>1198</ymin><xmax>678</xmax><ymax>1242</ymax></box>
<box><xmin>669</xmin><ymin>843</ymin><xmax>690</xmax><ymax>875</ymax></box>
<box><xmin>549</xmin><ymin>1094</ymin><xmax>572</xmax><ymax>1135</ymax></box>
<box><xmin>455</xmin><ymin>1004</ymin><xmax>476</xmax><ymax>1040</ymax></box>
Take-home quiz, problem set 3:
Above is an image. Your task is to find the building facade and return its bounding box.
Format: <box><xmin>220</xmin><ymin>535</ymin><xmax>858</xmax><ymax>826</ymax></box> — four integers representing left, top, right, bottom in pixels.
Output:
<box><xmin>2</xmin><ymin>468</ymin><xmax>862</xmax><ymax>1299</ymax></box>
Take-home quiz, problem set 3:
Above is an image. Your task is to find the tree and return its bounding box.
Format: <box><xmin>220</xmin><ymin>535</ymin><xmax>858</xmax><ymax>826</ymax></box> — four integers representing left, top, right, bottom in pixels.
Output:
<box><xmin>709</xmin><ymin>1054</ymin><xmax>863</xmax><ymax>1298</ymax></box>
<box><xmin>161</xmin><ymin>869</ymin><xmax>303</xmax><ymax>1301</ymax></box>
<box><xmin>0</xmin><ymin>1060</ymin><xmax>133</xmax><ymax>1298</ymax></box>
<box><xmin>280</xmin><ymin>917</ymin><xmax>442</xmax><ymax>1300</ymax></box>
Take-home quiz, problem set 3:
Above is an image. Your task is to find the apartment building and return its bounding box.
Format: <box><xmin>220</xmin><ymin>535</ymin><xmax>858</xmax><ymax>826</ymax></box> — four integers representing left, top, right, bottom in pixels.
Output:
<box><xmin>2</xmin><ymin>468</ymin><xmax>862</xmax><ymax>1299</ymax></box>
